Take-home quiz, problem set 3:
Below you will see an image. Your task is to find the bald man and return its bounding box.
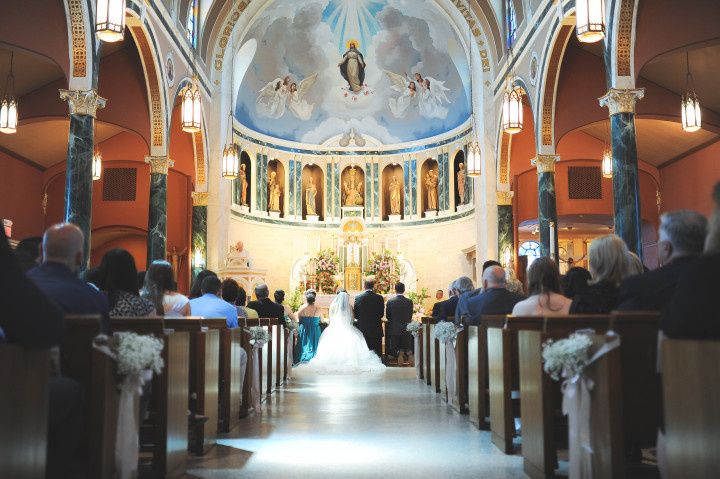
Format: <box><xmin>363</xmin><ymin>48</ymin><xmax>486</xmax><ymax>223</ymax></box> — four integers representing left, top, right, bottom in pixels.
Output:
<box><xmin>27</xmin><ymin>223</ymin><xmax>110</xmax><ymax>332</ymax></box>
<box><xmin>455</xmin><ymin>265</ymin><xmax>525</xmax><ymax>325</ymax></box>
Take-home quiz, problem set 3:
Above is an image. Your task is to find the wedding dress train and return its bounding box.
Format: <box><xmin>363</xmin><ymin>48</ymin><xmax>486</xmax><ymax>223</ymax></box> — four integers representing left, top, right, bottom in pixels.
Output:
<box><xmin>305</xmin><ymin>292</ymin><xmax>385</xmax><ymax>373</ymax></box>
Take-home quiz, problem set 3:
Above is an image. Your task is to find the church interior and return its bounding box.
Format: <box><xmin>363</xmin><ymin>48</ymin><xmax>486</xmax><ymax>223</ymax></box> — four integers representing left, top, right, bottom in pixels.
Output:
<box><xmin>1</xmin><ymin>0</ymin><xmax>719</xmax><ymax>478</ymax></box>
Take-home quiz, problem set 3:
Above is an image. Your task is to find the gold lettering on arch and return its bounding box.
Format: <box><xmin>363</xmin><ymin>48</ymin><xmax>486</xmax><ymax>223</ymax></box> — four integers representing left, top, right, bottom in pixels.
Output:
<box><xmin>214</xmin><ymin>0</ymin><xmax>251</xmax><ymax>71</ymax></box>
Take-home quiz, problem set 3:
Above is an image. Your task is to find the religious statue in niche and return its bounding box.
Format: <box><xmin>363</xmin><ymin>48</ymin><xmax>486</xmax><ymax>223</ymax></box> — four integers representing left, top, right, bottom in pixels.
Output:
<box><xmin>225</xmin><ymin>241</ymin><xmax>254</xmax><ymax>269</ymax></box>
<box><xmin>256</xmin><ymin>73</ymin><xmax>318</xmax><ymax>120</ymax></box>
<box><xmin>339</xmin><ymin>40</ymin><xmax>366</xmax><ymax>93</ymax></box>
<box><xmin>457</xmin><ymin>162</ymin><xmax>466</xmax><ymax>205</ymax></box>
<box><xmin>238</xmin><ymin>163</ymin><xmax>249</xmax><ymax>206</ymax></box>
<box><xmin>306</xmin><ymin>176</ymin><xmax>318</xmax><ymax>216</ymax></box>
<box><xmin>426</xmin><ymin>168</ymin><xmax>439</xmax><ymax>211</ymax></box>
<box><xmin>343</xmin><ymin>168</ymin><xmax>364</xmax><ymax>207</ymax></box>
<box><xmin>389</xmin><ymin>175</ymin><xmax>402</xmax><ymax>215</ymax></box>
<box><xmin>268</xmin><ymin>170</ymin><xmax>281</xmax><ymax>211</ymax></box>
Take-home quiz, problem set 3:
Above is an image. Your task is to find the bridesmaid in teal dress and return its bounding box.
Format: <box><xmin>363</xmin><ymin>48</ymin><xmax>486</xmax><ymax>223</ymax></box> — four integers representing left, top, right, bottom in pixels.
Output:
<box><xmin>294</xmin><ymin>289</ymin><xmax>322</xmax><ymax>364</ymax></box>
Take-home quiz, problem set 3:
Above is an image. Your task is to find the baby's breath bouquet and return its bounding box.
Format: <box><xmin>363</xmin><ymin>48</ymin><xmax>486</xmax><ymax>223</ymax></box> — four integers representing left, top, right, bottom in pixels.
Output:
<box><xmin>113</xmin><ymin>332</ymin><xmax>165</xmax><ymax>378</ymax></box>
<box><xmin>248</xmin><ymin>326</ymin><xmax>270</xmax><ymax>345</ymax></box>
<box><xmin>406</xmin><ymin>321</ymin><xmax>422</xmax><ymax>334</ymax></box>
<box><xmin>542</xmin><ymin>333</ymin><xmax>593</xmax><ymax>381</ymax></box>
<box><xmin>432</xmin><ymin>321</ymin><xmax>457</xmax><ymax>343</ymax></box>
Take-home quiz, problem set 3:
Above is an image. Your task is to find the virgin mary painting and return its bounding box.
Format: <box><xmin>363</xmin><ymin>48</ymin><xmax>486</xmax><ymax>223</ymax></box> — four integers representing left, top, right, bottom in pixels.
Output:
<box><xmin>338</xmin><ymin>40</ymin><xmax>366</xmax><ymax>93</ymax></box>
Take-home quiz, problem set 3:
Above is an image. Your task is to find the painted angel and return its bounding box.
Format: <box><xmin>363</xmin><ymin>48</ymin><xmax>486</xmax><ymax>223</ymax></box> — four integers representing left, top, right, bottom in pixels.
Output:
<box><xmin>287</xmin><ymin>73</ymin><xmax>319</xmax><ymax>121</ymax></box>
<box><xmin>385</xmin><ymin>70</ymin><xmax>418</xmax><ymax>119</ymax></box>
<box><xmin>256</xmin><ymin>75</ymin><xmax>291</xmax><ymax>119</ymax></box>
<box><xmin>418</xmin><ymin>77</ymin><xmax>451</xmax><ymax>119</ymax></box>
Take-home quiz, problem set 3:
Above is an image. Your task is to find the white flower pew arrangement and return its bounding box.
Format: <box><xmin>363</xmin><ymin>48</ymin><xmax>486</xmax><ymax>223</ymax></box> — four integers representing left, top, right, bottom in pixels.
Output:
<box><xmin>93</xmin><ymin>333</ymin><xmax>164</xmax><ymax>479</ymax></box>
<box><xmin>248</xmin><ymin>326</ymin><xmax>271</xmax><ymax>410</ymax></box>
<box><xmin>285</xmin><ymin>317</ymin><xmax>299</xmax><ymax>379</ymax></box>
<box><xmin>432</xmin><ymin>321</ymin><xmax>461</xmax><ymax>403</ymax></box>
<box><xmin>542</xmin><ymin>330</ymin><xmax>620</xmax><ymax>479</ymax></box>
<box><xmin>406</xmin><ymin>321</ymin><xmax>423</xmax><ymax>378</ymax></box>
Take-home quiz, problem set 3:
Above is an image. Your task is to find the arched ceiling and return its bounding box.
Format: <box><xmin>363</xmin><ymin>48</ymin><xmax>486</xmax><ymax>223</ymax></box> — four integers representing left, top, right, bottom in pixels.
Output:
<box><xmin>231</xmin><ymin>0</ymin><xmax>473</xmax><ymax>146</ymax></box>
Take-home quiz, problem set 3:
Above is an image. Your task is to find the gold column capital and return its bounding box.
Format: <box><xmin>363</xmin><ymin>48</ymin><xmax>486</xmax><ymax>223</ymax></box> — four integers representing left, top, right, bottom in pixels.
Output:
<box><xmin>144</xmin><ymin>156</ymin><xmax>175</xmax><ymax>175</ymax></box>
<box><xmin>531</xmin><ymin>154</ymin><xmax>560</xmax><ymax>174</ymax></box>
<box><xmin>192</xmin><ymin>191</ymin><xmax>209</xmax><ymax>206</ymax></box>
<box><xmin>59</xmin><ymin>89</ymin><xmax>107</xmax><ymax>118</ymax></box>
<box><xmin>496</xmin><ymin>190</ymin><xmax>514</xmax><ymax>205</ymax></box>
<box><xmin>598</xmin><ymin>88</ymin><xmax>645</xmax><ymax>115</ymax></box>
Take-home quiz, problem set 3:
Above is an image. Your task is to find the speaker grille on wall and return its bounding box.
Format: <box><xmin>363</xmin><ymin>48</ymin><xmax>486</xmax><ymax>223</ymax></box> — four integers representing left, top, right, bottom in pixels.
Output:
<box><xmin>103</xmin><ymin>168</ymin><xmax>137</xmax><ymax>201</ymax></box>
<box><xmin>568</xmin><ymin>166</ymin><xmax>602</xmax><ymax>199</ymax></box>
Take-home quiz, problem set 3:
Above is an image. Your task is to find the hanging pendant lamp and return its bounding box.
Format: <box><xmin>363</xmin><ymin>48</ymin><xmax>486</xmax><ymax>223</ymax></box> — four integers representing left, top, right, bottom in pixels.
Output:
<box><xmin>0</xmin><ymin>52</ymin><xmax>18</xmax><ymax>134</ymax></box>
<box><xmin>601</xmin><ymin>148</ymin><xmax>612</xmax><ymax>178</ymax></box>
<box><xmin>466</xmin><ymin>142</ymin><xmax>481</xmax><ymax>177</ymax></box>
<box><xmin>222</xmin><ymin>143</ymin><xmax>239</xmax><ymax>178</ymax></box>
<box><xmin>181</xmin><ymin>81</ymin><xmax>202</xmax><ymax>133</ymax></box>
<box><xmin>96</xmin><ymin>0</ymin><xmax>126</xmax><ymax>43</ymax></box>
<box><xmin>681</xmin><ymin>51</ymin><xmax>701</xmax><ymax>133</ymax></box>
<box><xmin>502</xmin><ymin>86</ymin><xmax>523</xmax><ymax>134</ymax></box>
<box><xmin>576</xmin><ymin>0</ymin><xmax>606</xmax><ymax>43</ymax></box>
<box><xmin>92</xmin><ymin>150</ymin><xmax>103</xmax><ymax>181</ymax></box>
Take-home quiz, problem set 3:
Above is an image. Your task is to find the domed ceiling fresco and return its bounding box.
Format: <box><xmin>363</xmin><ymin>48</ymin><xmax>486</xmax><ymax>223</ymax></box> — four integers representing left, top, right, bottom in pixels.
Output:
<box><xmin>234</xmin><ymin>0</ymin><xmax>472</xmax><ymax>146</ymax></box>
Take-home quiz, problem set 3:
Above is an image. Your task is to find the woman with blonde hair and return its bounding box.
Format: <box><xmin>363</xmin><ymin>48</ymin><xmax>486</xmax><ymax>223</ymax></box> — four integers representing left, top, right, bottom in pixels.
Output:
<box><xmin>570</xmin><ymin>234</ymin><xmax>631</xmax><ymax>313</ymax></box>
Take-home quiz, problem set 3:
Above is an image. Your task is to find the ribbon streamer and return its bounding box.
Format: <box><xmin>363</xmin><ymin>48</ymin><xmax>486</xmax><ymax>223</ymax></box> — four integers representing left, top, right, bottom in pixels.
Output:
<box><xmin>445</xmin><ymin>339</ymin><xmax>457</xmax><ymax>404</ymax></box>
<box><xmin>250</xmin><ymin>339</ymin><xmax>266</xmax><ymax>411</ymax></box>
<box><xmin>286</xmin><ymin>330</ymin><xmax>296</xmax><ymax>380</ymax></box>
<box><xmin>413</xmin><ymin>332</ymin><xmax>421</xmax><ymax>379</ymax></box>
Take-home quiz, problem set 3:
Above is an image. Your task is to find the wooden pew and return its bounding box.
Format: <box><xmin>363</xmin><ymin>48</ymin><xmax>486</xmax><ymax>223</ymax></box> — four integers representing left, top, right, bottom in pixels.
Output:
<box><xmin>452</xmin><ymin>325</ymin><xmax>469</xmax><ymax>414</ymax></box>
<box><xmin>110</xmin><ymin>317</ymin><xmax>189</xmax><ymax>479</ymax></box>
<box><xmin>261</xmin><ymin>317</ymin><xmax>273</xmax><ymax>400</ymax></box>
<box><xmin>215</xmin><ymin>322</ymin><xmax>245</xmax><ymax>433</ymax></box>
<box><xmin>416</xmin><ymin>326</ymin><xmax>424</xmax><ymax>380</ymax></box>
<box><xmin>661</xmin><ymin>338</ymin><xmax>720</xmax><ymax>479</ymax></box>
<box><xmin>239</xmin><ymin>325</ymin><xmax>254</xmax><ymax>417</ymax></box>
<box><xmin>0</xmin><ymin>345</ymin><xmax>50</xmax><ymax>479</ymax></box>
<box><xmin>62</xmin><ymin>315</ymin><xmax>119</xmax><ymax>478</ymax></box>
<box><xmin>422</xmin><ymin>317</ymin><xmax>433</xmax><ymax>386</ymax></box>
<box><xmin>466</xmin><ymin>323</ymin><xmax>489</xmax><ymax>429</ymax></box>
<box><xmin>164</xmin><ymin>317</ymin><xmax>220</xmax><ymax>455</ymax></box>
<box><xmin>486</xmin><ymin>315</ymin><xmax>543</xmax><ymax>454</ymax></box>
<box><xmin>269</xmin><ymin>317</ymin><xmax>284</xmax><ymax>388</ymax></box>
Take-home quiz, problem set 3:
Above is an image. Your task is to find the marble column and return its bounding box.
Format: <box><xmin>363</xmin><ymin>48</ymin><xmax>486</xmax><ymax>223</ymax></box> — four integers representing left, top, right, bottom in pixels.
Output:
<box><xmin>599</xmin><ymin>88</ymin><xmax>645</xmax><ymax>257</ymax></box>
<box><xmin>531</xmin><ymin>155</ymin><xmax>559</xmax><ymax>259</ymax></box>
<box><xmin>145</xmin><ymin>156</ymin><xmax>174</xmax><ymax>268</ymax></box>
<box><xmin>59</xmin><ymin>89</ymin><xmax>106</xmax><ymax>268</ymax></box>
<box><xmin>191</xmin><ymin>191</ymin><xmax>208</xmax><ymax>280</ymax></box>
<box><xmin>497</xmin><ymin>191</ymin><xmax>514</xmax><ymax>267</ymax></box>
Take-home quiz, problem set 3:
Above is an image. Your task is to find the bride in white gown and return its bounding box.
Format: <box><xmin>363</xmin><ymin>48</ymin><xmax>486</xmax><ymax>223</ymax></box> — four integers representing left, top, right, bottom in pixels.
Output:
<box><xmin>306</xmin><ymin>292</ymin><xmax>385</xmax><ymax>373</ymax></box>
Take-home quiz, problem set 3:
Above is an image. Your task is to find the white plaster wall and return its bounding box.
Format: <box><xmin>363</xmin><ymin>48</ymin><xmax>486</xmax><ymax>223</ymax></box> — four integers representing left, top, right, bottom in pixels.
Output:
<box><xmin>227</xmin><ymin>213</ymin><xmax>478</xmax><ymax>294</ymax></box>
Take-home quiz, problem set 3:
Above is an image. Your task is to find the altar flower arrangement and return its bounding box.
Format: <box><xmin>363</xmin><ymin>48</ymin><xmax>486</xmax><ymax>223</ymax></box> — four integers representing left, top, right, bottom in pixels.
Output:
<box><xmin>366</xmin><ymin>250</ymin><xmax>400</xmax><ymax>294</ymax></box>
<box><xmin>407</xmin><ymin>288</ymin><xmax>430</xmax><ymax>314</ymax></box>
<box><xmin>248</xmin><ymin>326</ymin><xmax>270</xmax><ymax>345</ymax></box>
<box><xmin>312</xmin><ymin>249</ymin><xmax>340</xmax><ymax>293</ymax></box>
<box><xmin>542</xmin><ymin>333</ymin><xmax>593</xmax><ymax>381</ymax></box>
<box><xmin>432</xmin><ymin>321</ymin><xmax>458</xmax><ymax>343</ymax></box>
<box><xmin>406</xmin><ymin>321</ymin><xmax>422</xmax><ymax>334</ymax></box>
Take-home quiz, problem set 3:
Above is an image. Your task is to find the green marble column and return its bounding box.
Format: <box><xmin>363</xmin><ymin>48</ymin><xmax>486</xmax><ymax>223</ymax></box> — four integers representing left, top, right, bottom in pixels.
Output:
<box><xmin>497</xmin><ymin>191</ymin><xmax>514</xmax><ymax>267</ymax></box>
<box><xmin>59</xmin><ymin>89</ymin><xmax>106</xmax><ymax>269</ymax></box>
<box><xmin>145</xmin><ymin>156</ymin><xmax>174</xmax><ymax>268</ymax></box>
<box><xmin>599</xmin><ymin>88</ymin><xmax>645</xmax><ymax>257</ymax></box>
<box><xmin>532</xmin><ymin>155</ymin><xmax>559</xmax><ymax>260</ymax></box>
<box><xmin>191</xmin><ymin>191</ymin><xmax>208</xmax><ymax>280</ymax></box>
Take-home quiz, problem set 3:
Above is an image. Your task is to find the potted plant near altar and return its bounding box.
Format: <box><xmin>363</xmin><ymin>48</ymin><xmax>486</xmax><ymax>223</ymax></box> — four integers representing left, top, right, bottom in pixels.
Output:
<box><xmin>366</xmin><ymin>250</ymin><xmax>400</xmax><ymax>294</ymax></box>
<box><xmin>312</xmin><ymin>249</ymin><xmax>340</xmax><ymax>294</ymax></box>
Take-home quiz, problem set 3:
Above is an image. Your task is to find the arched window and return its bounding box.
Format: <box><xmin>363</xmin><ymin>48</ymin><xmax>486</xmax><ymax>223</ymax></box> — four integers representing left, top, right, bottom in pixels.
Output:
<box><xmin>186</xmin><ymin>0</ymin><xmax>198</xmax><ymax>48</ymax></box>
<box><xmin>519</xmin><ymin>240</ymin><xmax>541</xmax><ymax>266</ymax></box>
<box><xmin>506</xmin><ymin>0</ymin><xmax>517</xmax><ymax>49</ymax></box>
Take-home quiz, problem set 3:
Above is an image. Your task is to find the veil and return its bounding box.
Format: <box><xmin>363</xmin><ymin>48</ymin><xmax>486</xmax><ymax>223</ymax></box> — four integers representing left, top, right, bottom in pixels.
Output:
<box><xmin>328</xmin><ymin>292</ymin><xmax>353</xmax><ymax>327</ymax></box>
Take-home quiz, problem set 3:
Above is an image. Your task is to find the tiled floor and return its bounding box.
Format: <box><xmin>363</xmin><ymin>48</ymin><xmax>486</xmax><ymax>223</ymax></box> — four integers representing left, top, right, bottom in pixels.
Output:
<box><xmin>184</xmin><ymin>367</ymin><xmax>526</xmax><ymax>478</ymax></box>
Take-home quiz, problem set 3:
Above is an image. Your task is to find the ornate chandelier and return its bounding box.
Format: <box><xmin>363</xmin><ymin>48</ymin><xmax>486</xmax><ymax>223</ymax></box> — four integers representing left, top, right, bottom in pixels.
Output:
<box><xmin>92</xmin><ymin>150</ymin><xmax>102</xmax><ymax>181</ymax></box>
<box><xmin>681</xmin><ymin>51</ymin><xmax>701</xmax><ymax>133</ymax></box>
<box><xmin>181</xmin><ymin>81</ymin><xmax>202</xmax><ymax>133</ymax></box>
<box><xmin>601</xmin><ymin>148</ymin><xmax>612</xmax><ymax>178</ymax></box>
<box><xmin>502</xmin><ymin>86</ymin><xmax>523</xmax><ymax>134</ymax></box>
<box><xmin>222</xmin><ymin>143</ymin><xmax>239</xmax><ymax>178</ymax></box>
<box><xmin>575</xmin><ymin>0</ymin><xmax>606</xmax><ymax>43</ymax></box>
<box><xmin>96</xmin><ymin>0</ymin><xmax>126</xmax><ymax>43</ymax></box>
<box><xmin>466</xmin><ymin>142</ymin><xmax>481</xmax><ymax>177</ymax></box>
<box><xmin>0</xmin><ymin>52</ymin><xmax>18</xmax><ymax>134</ymax></box>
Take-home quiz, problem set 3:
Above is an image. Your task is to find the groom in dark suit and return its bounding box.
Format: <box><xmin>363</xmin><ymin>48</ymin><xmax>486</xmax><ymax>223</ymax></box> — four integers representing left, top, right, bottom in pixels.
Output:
<box><xmin>385</xmin><ymin>282</ymin><xmax>414</xmax><ymax>366</ymax></box>
<box><xmin>354</xmin><ymin>277</ymin><xmax>385</xmax><ymax>358</ymax></box>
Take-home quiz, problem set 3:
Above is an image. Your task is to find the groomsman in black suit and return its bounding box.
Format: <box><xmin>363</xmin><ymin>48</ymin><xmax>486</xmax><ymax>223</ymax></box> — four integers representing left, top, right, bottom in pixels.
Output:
<box><xmin>354</xmin><ymin>277</ymin><xmax>386</xmax><ymax>359</ymax></box>
<box><xmin>385</xmin><ymin>282</ymin><xmax>414</xmax><ymax>366</ymax></box>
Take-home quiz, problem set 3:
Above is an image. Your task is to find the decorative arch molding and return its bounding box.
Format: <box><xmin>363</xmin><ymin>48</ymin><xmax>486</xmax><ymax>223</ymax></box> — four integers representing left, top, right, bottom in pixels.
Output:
<box><xmin>62</xmin><ymin>0</ymin><xmax>95</xmax><ymax>90</ymax></box>
<box><xmin>535</xmin><ymin>21</ymin><xmax>574</xmax><ymax>153</ymax></box>
<box><xmin>126</xmin><ymin>13</ymin><xmax>169</xmax><ymax>156</ymax></box>
<box><xmin>609</xmin><ymin>0</ymin><xmax>638</xmax><ymax>87</ymax></box>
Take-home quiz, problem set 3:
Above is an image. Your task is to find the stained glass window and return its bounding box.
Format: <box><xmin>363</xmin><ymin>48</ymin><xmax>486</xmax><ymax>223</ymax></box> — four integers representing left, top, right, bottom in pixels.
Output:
<box><xmin>519</xmin><ymin>240</ymin><xmax>541</xmax><ymax>266</ymax></box>
<box><xmin>506</xmin><ymin>0</ymin><xmax>517</xmax><ymax>49</ymax></box>
<box><xmin>186</xmin><ymin>0</ymin><xmax>198</xmax><ymax>48</ymax></box>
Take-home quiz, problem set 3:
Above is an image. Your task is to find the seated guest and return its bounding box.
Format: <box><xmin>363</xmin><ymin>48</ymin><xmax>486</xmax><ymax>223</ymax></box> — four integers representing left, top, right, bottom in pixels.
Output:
<box><xmin>561</xmin><ymin>267</ymin><xmax>591</xmax><ymax>299</ymax></box>
<box><xmin>221</xmin><ymin>278</ymin><xmax>248</xmax><ymax>320</ymax></box>
<box><xmin>570</xmin><ymin>234</ymin><xmax>629</xmax><ymax>314</ymax></box>
<box><xmin>663</xmin><ymin>184</ymin><xmax>720</xmax><ymax>339</ymax></box>
<box><xmin>626</xmin><ymin>251</ymin><xmax>645</xmax><ymax>276</ymax></box>
<box><xmin>385</xmin><ymin>282</ymin><xmax>414</xmax><ymax>365</ymax></box>
<box><xmin>458</xmin><ymin>266</ymin><xmax>524</xmax><ymax>324</ymax></box>
<box><xmin>142</xmin><ymin>260</ymin><xmax>190</xmax><ymax>317</ymax></box>
<box><xmin>275</xmin><ymin>289</ymin><xmax>296</xmax><ymax>321</ymax></box>
<box><xmin>425</xmin><ymin>289</ymin><xmax>443</xmax><ymax>316</ymax></box>
<box><xmin>98</xmin><ymin>249</ymin><xmax>154</xmax><ymax>317</ymax></box>
<box><xmin>189</xmin><ymin>275</ymin><xmax>239</xmax><ymax>327</ymax></box>
<box><xmin>505</xmin><ymin>267</ymin><xmax>524</xmax><ymax>295</ymax></box>
<box><xmin>189</xmin><ymin>269</ymin><xmax>217</xmax><ymax>299</ymax></box>
<box><xmin>82</xmin><ymin>266</ymin><xmax>101</xmax><ymax>290</ymax></box>
<box><xmin>15</xmin><ymin>236</ymin><xmax>42</xmax><ymax>272</ymax></box>
<box><xmin>513</xmin><ymin>257</ymin><xmax>571</xmax><ymax>316</ymax></box>
<box><xmin>482</xmin><ymin>260</ymin><xmax>502</xmax><ymax>276</ymax></box>
<box><xmin>435</xmin><ymin>277</ymin><xmax>473</xmax><ymax>322</ymax></box>
<box><xmin>247</xmin><ymin>283</ymin><xmax>285</xmax><ymax>324</ymax></box>
<box><xmin>618</xmin><ymin>210</ymin><xmax>707</xmax><ymax>311</ymax></box>
<box><xmin>431</xmin><ymin>285</ymin><xmax>452</xmax><ymax>319</ymax></box>
<box><xmin>27</xmin><ymin>223</ymin><xmax>110</xmax><ymax>332</ymax></box>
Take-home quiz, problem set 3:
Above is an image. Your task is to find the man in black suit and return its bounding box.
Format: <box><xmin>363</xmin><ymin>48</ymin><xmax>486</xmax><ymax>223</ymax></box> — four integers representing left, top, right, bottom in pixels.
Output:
<box><xmin>354</xmin><ymin>277</ymin><xmax>385</xmax><ymax>358</ymax></box>
<box><xmin>457</xmin><ymin>266</ymin><xmax>524</xmax><ymax>325</ymax></box>
<box><xmin>433</xmin><ymin>276</ymin><xmax>474</xmax><ymax>322</ymax></box>
<box><xmin>247</xmin><ymin>283</ymin><xmax>285</xmax><ymax>324</ymax></box>
<box><xmin>385</xmin><ymin>282</ymin><xmax>414</xmax><ymax>365</ymax></box>
<box><xmin>618</xmin><ymin>210</ymin><xmax>707</xmax><ymax>311</ymax></box>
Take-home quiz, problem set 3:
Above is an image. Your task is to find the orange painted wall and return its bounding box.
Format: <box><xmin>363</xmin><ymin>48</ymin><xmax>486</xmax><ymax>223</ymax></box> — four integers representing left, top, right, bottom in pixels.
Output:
<box><xmin>91</xmin><ymin>235</ymin><xmax>147</xmax><ymax>271</ymax></box>
<box><xmin>660</xmin><ymin>141</ymin><xmax>720</xmax><ymax>216</ymax></box>
<box><xmin>0</xmin><ymin>151</ymin><xmax>44</xmax><ymax>239</ymax></box>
